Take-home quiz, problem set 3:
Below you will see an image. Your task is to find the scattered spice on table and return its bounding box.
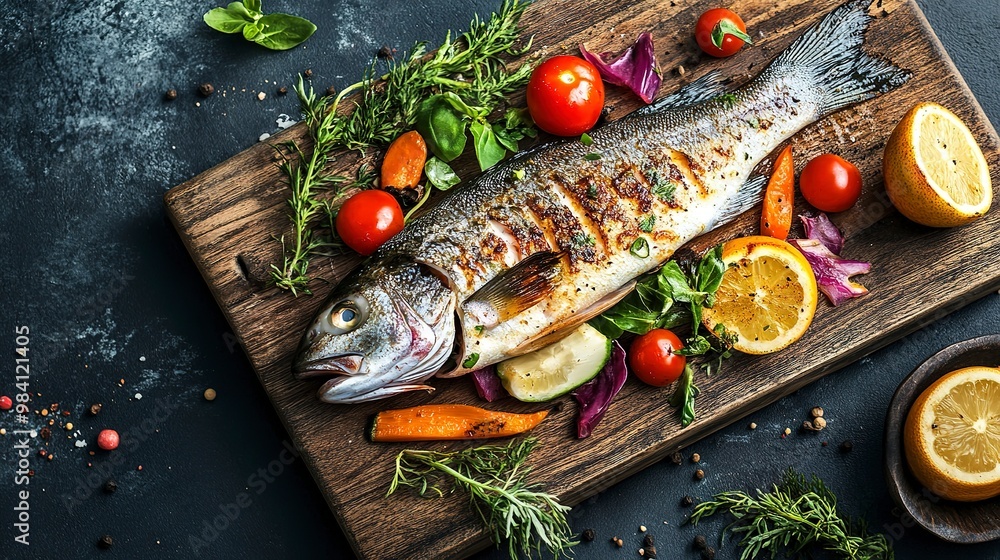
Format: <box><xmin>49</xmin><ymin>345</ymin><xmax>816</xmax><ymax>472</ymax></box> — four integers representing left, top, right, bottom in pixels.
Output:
<box><xmin>811</xmin><ymin>407</ymin><xmax>824</xmax><ymax>418</ymax></box>
<box><xmin>691</xmin><ymin>453</ymin><xmax>701</xmax><ymax>463</ymax></box>
<box><xmin>748</xmin><ymin>422</ymin><xmax>757</xmax><ymax>429</ymax></box>
<box><xmin>198</xmin><ymin>83</ymin><xmax>215</xmax><ymax>97</ymax></box>
<box><xmin>61</xmin><ymin>409</ymin><xmax>70</xmax><ymax>416</ymax></box>
<box><xmin>303</xmin><ymin>68</ymin><xmax>313</xmax><ymax>78</ymax></box>
<box><xmin>681</xmin><ymin>495</ymin><xmax>694</xmax><ymax>507</ymax></box>
<box><xmin>612</xmin><ymin>536</ymin><xmax>624</xmax><ymax>547</ymax></box>
<box><xmin>670</xmin><ymin>452</ymin><xmax>683</xmax><ymax>465</ymax></box>
<box><xmin>41</xmin><ymin>408</ymin><xmax>48</xmax><ymax>416</ymax></box>
<box><xmin>639</xmin><ymin>524</ymin><xmax>647</xmax><ymax>532</ymax></box>
<box><xmin>104</xmin><ymin>479</ymin><xmax>118</xmax><ymax>494</ymax></box>
<box><xmin>39</xmin><ymin>427</ymin><xmax>51</xmax><ymax>440</ymax></box>
<box><xmin>694</xmin><ymin>469</ymin><xmax>705</xmax><ymax>480</ymax></box>
<box><xmin>693</xmin><ymin>534</ymin><xmax>708</xmax><ymax>550</ymax></box>
<box><xmin>701</xmin><ymin>546</ymin><xmax>716</xmax><ymax>560</ymax></box>
<box><xmin>376</xmin><ymin>45</ymin><xmax>393</xmax><ymax>59</ymax></box>
<box><xmin>277</xmin><ymin>86</ymin><xmax>288</xmax><ymax>95</ymax></box>
<box><xmin>97</xmin><ymin>429</ymin><xmax>120</xmax><ymax>451</ymax></box>
<box><xmin>839</xmin><ymin>440</ymin><xmax>854</xmax><ymax>453</ymax></box>
<box><xmin>65</xmin><ymin>422</ymin><xmax>73</xmax><ymax>431</ymax></box>
<box><xmin>581</xmin><ymin>528</ymin><xmax>595</xmax><ymax>542</ymax></box>
<box><xmin>204</xmin><ymin>388</ymin><xmax>217</xmax><ymax>401</ymax></box>
<box><xmin>325</xmin><ymin>85</ymin><xmax>337</xmax><ymax>96</ymax></box>
<box><xmin>97</xmin><ymin>535</ymin><xmax>113</xmax><ymax>549</ymax></box>
<box><xmin>257</xmin><ymin>91</ymin><xmax>266</xmax><ymax>101</ymax></box>
<box><xmin>165</xmin><ymin>89</ymin><xmax>178</xmax><ymax>101</ymax></box>
<box><xmin>89</xmin><ymin>403</ymin><xmax>103</xmax><ymax>416</ymax></box>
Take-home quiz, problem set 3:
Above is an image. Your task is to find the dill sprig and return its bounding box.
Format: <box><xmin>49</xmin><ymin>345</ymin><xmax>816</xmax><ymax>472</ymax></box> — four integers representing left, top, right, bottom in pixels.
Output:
<box><xmin>271</xmin><ymin>0</ymin><xmax>533</xmax><ymax>294</ymax></box>
<box><xmin>690</xmin><ymin>469</ymin><xmax>893</xmax><ymax>560</ymax></box>
<box><xmin>388</xmin><ymin>437</ymin><xmax>576</xmax><ymax>559</ymax></box>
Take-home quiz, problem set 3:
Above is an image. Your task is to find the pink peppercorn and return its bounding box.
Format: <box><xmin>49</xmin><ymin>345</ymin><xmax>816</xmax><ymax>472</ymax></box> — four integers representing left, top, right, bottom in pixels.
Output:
<box><xmin>97</xmin><ymin>429</ymin><xmax>120</xmax><ymax>451</ymax></box>
<box><xmin>0</xmin><ymin>396</ymin><xmax>12</xmax><ymax>410</ymax></box>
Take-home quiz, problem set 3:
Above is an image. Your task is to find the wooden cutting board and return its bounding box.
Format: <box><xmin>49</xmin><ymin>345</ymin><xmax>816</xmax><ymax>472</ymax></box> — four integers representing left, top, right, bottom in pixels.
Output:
<box><xmin>164</xmin><ymin>0</ymin><xmax>1000</xmax><ymax>558</ymax></box>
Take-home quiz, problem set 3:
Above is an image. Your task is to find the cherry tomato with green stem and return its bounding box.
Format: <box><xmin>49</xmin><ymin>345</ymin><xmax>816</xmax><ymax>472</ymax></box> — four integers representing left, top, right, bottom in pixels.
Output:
<box><xmin>629</xmin><ymin>329</ymin><xmax>686</xmax><ymax>387</ymax></box>
<box><xmin>799</xmin><ymin>153</ymin><xmax>863</xmax><ymax>212</ymax></box>
<box><xmin>526</xmin><ymin>55</ymin><xmax>605</xmax><ymax>137</ymax></box>
<box><xmin>695</xmin><ymin>8</ymin><xmax>753</xmax><ymax>58</ymax></box>
<box><xmin>335</xmin><ymin>189</ymin><xmax>405</xmax><ymax>256</ymax></box>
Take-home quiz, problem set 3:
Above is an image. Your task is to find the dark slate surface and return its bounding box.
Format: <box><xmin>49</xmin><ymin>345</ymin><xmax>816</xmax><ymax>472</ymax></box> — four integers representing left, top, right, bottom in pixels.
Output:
<box><xmin>1</xmin><ymin>0</ymin><xmax>998</xmax><ymax>558</ymax></box>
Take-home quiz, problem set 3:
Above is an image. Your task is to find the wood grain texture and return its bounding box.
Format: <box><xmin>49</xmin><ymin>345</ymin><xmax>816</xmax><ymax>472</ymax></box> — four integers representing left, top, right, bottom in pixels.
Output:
<box><xmin>163</xmin><ymin>0</ymin><xmax>1000</xmax><ymax>558</ymax></box>
<box><xmin>884</xmin><ymin>335</ymin><xmax>1000</xmax><ymax>543</ymax></box>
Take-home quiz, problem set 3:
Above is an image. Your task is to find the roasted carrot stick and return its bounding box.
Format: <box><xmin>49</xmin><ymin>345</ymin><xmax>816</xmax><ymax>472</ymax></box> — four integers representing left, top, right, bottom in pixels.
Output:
<box><xmin>761</xmin><ymin>145</ymin><xmax>794</xmax><ymax>240</ymax></box>
<box><xmin>369</xmin><ymin>404</ymin><xmax>548</xmax><ymax>442</ymax></box>
<box><xmin>381</xmin><ymin>130</ymin><xmax>428</xmax><ymax>189</ymax></box>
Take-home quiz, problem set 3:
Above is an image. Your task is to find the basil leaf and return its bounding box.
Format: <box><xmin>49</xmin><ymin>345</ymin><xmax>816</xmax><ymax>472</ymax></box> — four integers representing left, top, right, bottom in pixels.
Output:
<box><xmin>242</xmin><ymin>0</ymin><xmax>262</xmax><ymax>14</ymax></box>
<box><xmin>493</xmin><ymin>126</ymin><xmax>520</xmax><ymax>153</ymax></box>
<box><xmin>440</xmin><ymin>92</ymin><xmax>487</xmax><ymax>120</ymax></box>
<box><xmin>669</xmin><ymin>365</ymin><xmax>699</xmax><ymax>427</ymax></box>
<box><xmin>470</xmin><ymin>121</ymin><xmax>506</xmax><ymax>171</ymax></box>
<box><xmin>204</xmin><ymin>7</ymin><xmax>250</xmax><ymax>33</ymax></box>
<box><xmin>243</xmin><ymin>22</ymin><xmax>263</xmax><ymax>40</ymax></box>
<box><xmin>675</xmin><ymin>335</ymin><xmax>711</xmax><ymax>356</ymax></box>
<box><xmin>253</xmin><ymin>14</ymin><xmax>316</xmax><ymax>50</ymax></box>
<box><xmin>415</xmin><ymin>95</ymin><xmax>468</xmax><ymax>162</ymax></box>
<box><xmin>424</xmin><ymin>157</ymin><xmax>461</xmax><ymax>190</ymax></box>
<box><xmin>696</xmin><ymin>243</ymin><xmax>725</xmax><ymax>302</ymax></box>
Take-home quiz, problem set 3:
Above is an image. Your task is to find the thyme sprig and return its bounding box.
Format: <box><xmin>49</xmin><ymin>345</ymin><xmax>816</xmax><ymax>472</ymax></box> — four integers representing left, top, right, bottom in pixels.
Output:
<box><xmin>388</xmin><ymin>437</ymin><xmax>576</xmax><ymax>559</ymax></box>
<box><xmin>690</xmin><ymin>469</ymin><xmax>893</xmax><ymax>560</ymax></box>
<box><xmin>271</xmin><ymin>0</ymin><xmax>533</xmax><ymax>294</ymax></box>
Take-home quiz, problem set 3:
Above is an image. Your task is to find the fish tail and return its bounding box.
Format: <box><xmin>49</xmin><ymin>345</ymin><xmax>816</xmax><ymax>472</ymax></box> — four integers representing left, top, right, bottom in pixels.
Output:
<box><xmin>771</xmin><ymin>0</ymin><xmax>910</xmax><ymax>116</ymax></box>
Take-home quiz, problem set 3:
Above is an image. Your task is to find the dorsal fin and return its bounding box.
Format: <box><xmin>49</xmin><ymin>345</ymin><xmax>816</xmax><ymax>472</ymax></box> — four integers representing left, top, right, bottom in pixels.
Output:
<box><xmin>632</xmin><ymin>71</ymin><xmax>729</xmax><ymax>116</ymax></box>
<box><xmin>508</xmin><ymin>279</ymin><xmax>636</xmax><ymax>356</ymax></box>
<box><xmin>462</xmin><ymin>251</ymin><xmax>563</xmax><ymax>328</ymax></box>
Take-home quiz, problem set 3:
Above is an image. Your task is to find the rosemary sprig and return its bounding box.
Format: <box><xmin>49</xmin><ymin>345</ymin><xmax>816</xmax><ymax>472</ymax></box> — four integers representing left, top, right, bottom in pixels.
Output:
<box><xmin>690</xmin><ymin>469</ymin><xmax>893</xmax><ymax>560</ymax></box>
<box><xmin>271</xmin><ymin>0</ymin><xmax>533</xmax><ymax>293</ymax></box>
<box><xmin>388</xmin><ymin>437</ymin><xmax>576</xmax><ymax>559</ymax></box>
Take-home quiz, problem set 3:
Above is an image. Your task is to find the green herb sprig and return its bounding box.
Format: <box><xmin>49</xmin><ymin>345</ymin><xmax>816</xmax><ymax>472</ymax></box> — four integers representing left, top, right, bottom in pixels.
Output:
<box><xmin>388</xmin><ymin>437</ymin><xmax>576</xmax><ymax>559</ymax></box>
<box><xmin>271</xmin><ymin>0</ymin><xmax>534</xmax><ymax>293</ymax></box>
<box><xmin>690</xmin><ymin>470</ymin><xmax>893</xmax><ymax>560</ymax></box>
<box><xmin>204</xmin><ymin>0</ymin><xmax>316</xmax><ymax>50</ymax></box>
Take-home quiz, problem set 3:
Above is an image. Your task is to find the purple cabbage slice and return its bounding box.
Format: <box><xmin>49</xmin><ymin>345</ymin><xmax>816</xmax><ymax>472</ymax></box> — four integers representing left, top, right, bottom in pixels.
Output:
<box><xmin>791</xmin><ymin>239</ymin><xmax>871</xmax><ymax>306</ymax></box>
<box><xmin>470</xmin><ymin>366</ymin><xmax>505</xmax><ymax>402</ymax></box>
<box><xmin>579</xmin><ymin>32</ymin><xmax>661</xmax><ymax>104</ymax></box>
<box><xmin>800</xmin><ymin>213</ymin><xmax>845</xmax><ymax>254</ymax></box>
<box><xmin>572</xmin><ymin>341</ymin><xmax>627</xmax><ymax>438</ymax></box>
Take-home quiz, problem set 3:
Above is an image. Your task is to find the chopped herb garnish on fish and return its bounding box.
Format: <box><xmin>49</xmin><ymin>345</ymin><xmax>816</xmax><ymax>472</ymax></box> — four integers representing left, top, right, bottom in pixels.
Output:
<box><xmin>586</xmin><ymin>184</ymin><xmax>598</xmax><ymax>199</ymax></box>
<box><xmin>747</xmin><ymin>117</ymin><xmax>760</xmax><ymax>128</ymax></box>
<box><xmin>512</xmin><ymin>168</ymin><xmax>525</xmax><ymax>180</ymax></box>
<box><xmin>629</xmin><ymin>237</ymin><xmax>650</xmax><ymax>258</ymax></box>
<box><xmin>715</xmin><ymin>92</ymin><xmax>738</xmax><ymax>107</ymax></box>
<box><xmin>580</xmin><ymin>133</ymin><xmax>593</xmax><ymax>146</ymax></box>
<box><xmin>638</xmin><ymin>215</ymin><xmax>656</xmax><ymax>233</ymax></box>
<box><xmin>463</xmin><ymin>353</ymin><xmax>481</xmax><ymax>368</ymax></box>
<box><xmin>584</xmin><ymin>152</ymin><xmax>601</xmax><ymax>161</ymax></box>
<box><xmin>572</xmin><ymin>233</ymin><xmax>596</xmax><ymax>247</ymax></box>
<box><xmin>387</xmin><ymin>437</ymin><xmax>576</xmax><ymax>559</ymax></box>
<box><xmin>474</xmin><ymin>325</ymin><xmax>486</xmax><ymax>335</ymax></box>
<box><xmin>653</xmin><ymin>180</ymin><xmax>676</xmax><ymax>202</ymax></box>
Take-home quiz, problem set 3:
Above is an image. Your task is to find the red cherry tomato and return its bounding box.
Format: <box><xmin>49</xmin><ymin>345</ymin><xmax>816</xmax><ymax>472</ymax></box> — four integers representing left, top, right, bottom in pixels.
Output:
<box><xmin>526</xmin><ymin>55</ymin><xmax>605</xmax><ymax>137</ymax></box>
<box><xmin>629</xmin><ymin>329</ymin><xmax>686</xmax><ymax>387</ymax></box>
<box><xmin>799</xmin><ymin>154</ymin><xmax>863</xmax><ymax>213</ymax></box>
<box><xmin>335</xmin><ymin>190</ymin><xmax>405</xmax><ymax>256</ymax></box>
<box><xmin>695</xmin><ymin>8</ymin><xmax>751</xmax><ymax>58</ymax></box>
<box><xmin>97</xmin><ymin>429</ymin><xmax>120</xmax><ymax>451</ymax></box>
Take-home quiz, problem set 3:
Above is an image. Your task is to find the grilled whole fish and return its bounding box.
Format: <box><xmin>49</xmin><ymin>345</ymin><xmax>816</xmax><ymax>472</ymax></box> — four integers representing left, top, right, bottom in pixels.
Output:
<box><xmin>294</xmin><ymin>0</ymin><xmax>909</xmax><ymax>403</ymax></box>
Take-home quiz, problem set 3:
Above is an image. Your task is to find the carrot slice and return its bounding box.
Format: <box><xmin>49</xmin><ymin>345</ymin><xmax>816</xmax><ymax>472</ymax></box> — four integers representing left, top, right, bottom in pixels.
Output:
<box><xmin>369</xmin><ymin>404</ymin><xmax>548</xmax><ymax>442</ymax></box>
<box><xmin>760</xmin><ymin>145</ymin><xmax>794</xmax><ymax>240</ymax></box>
<box><xmin>381</xmin><ymin>130</ymin><xmax>428</xmax><ymax>189</ymax></box>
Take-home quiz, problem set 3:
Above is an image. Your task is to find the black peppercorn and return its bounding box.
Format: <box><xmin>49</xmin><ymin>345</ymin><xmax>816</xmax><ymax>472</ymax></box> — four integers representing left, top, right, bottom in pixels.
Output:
<box><xmin>670</xmin><ymin>452</ymin><xmax>683</xmax><ymax>465</ymax></box>
<box><xmin>839</xmin><ymin>440</ymin><xmax>854</xmax><ymax>453</ymax></box>
<box><xmin>693</xmin><ymin>535</ymin><xmax>707</xmax><ymax>550</ymax></box>
<box><xmin>103</xmin><ymin>479</ymin><xmax>117</xmax><ymax>494</ymax></box>
<box><xmin>277</xmin><ymin>86</ymin><xmax>288</xmax><ymax>95</ymax></box>
<box><xmin>376</xmin><ymin>45</ymin><xmax>393</xmax><ymax>59</ymax></box>
<box><xmin>89</xmin><ymin>403</ymin><xmax>102</xmax><ymax>416</ymax></box>
<box><xmin>303</xmin><ymin>68</ymin><xmax>313</xmax><ymax>78</ymax></box>
<box><xmin>198</xmin><ymin>83</ymin><xmax>215</xmax><ymax>97</ymax></box>
<box><xmin>581</xmin><ymin>528</ymin><xmax>595</xmax><ymax>542</ymax></box>
<box><xmin>98</xmin><ymin>535</ymin><xmax>113</xmax><ymax>549</ymax></box>
<box><xmin>701</xmin><ymin>546</ymin><xmax>716</xmax><ymax>560</ymax></box>
<box><xmin>164</xmin><ymin>89</ymin><xmax>177</xmax><ymax>101</ymax></box>
<box><xmin>645</xmin><ymin>545</ymin><xmax>657</xmax><ymax>558</ymax></box>
<box><xmin>326</xmin><ymin>85</ymin><xmax>337</xmax><ymax>96</ymax></box>
<box><xmin>681</xmin><ymin>495</ymin><xmax>694</xmax><ymax>507</ymax></box>
<box><xmin>39</xmin><ymin>427</ymin><xmax>51</xmax><ymax>440</ymax></box>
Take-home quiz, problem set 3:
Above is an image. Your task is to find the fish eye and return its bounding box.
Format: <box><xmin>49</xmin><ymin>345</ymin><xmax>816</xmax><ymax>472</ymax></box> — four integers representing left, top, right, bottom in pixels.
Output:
<box><xmin>326</xmin><ymin>299</ymin><xmax>366</xmax><ymax>334</ymax></box>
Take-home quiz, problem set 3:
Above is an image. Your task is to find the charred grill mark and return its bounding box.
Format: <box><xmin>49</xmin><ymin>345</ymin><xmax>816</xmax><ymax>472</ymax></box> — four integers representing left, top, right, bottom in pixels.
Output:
<box><xmin>547</xmin><ymin>172</ymin><xmax>615</xmax><ymax>250</ymax></box>
<box><xmin>487</xmin><ymin>207</ymin><xmax>548</xmax><ymax>257</ymax></box>
<box><xmin>525</xmin><ymin>193</ymin><xmax>595</xmax><ymax>267</ymax></box>
<box><xmin>479</xmin><ymin>232</ymin><xmax>508</xmax><ymax>266</ymax></box>
<box><xmin>611</xmin><ymin>164</ymin><xmax>653</xmax><ymax>213</ymax></box>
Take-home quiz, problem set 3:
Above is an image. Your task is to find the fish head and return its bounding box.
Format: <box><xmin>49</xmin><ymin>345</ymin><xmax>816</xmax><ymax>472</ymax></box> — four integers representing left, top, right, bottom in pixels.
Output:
<box><xmin>293</xmin><ymin>258</ymin><xmax>457</xmax><ymax>403</ymax></box>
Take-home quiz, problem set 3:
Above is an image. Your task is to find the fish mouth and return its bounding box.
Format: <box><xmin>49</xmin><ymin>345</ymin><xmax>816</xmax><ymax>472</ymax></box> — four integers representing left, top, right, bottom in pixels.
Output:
<box><xmin>293</xmin><ymin>353</ymin><xmax>365</xmax><ymax>379</ymax></box>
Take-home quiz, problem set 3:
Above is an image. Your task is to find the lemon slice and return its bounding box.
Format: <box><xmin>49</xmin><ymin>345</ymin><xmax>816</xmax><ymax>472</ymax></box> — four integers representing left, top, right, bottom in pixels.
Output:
<box><xmin>884</xmin><ymin>102</ymin><xmax>992</xmax><ymax>227</ymax></box>
<box><xmin>497</xmin><ymin>323</ymin><xmax>611</xmax><ymax>402</ymax></box>
<box><xmin>701</xmin><ymin>236</ymin><xmax>818</xmax><ymax>355</ymax></box>
<box><xmin>904</xmin><ymin>366</ymin><xmax>1000</xmax><ymax>502</ymax></box>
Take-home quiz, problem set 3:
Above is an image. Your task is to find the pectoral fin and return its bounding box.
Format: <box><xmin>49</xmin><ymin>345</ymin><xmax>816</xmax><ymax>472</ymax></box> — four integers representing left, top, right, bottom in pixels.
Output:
<box><xmin>508</xmin><ymin>279</ymin><xmax>636</xmax><ymax>356</ymax></box>
<box><xmin>462</xmin><ymin>251</ymin><xmax>563</xmax><ymax>327</ymax></box>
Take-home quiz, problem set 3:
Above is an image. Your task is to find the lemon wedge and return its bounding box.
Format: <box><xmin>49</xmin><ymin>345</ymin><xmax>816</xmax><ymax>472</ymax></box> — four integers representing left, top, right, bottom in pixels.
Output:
<box><xmin>884</xmin><ymin>102</ymin><xmax>992</xmax><ymax>227</ymax></box>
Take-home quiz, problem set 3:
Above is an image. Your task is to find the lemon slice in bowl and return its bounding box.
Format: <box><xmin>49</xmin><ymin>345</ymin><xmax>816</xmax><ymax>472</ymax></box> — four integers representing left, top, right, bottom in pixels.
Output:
<box><xmin>701</xmin><ymin>236</ymin><xmax>818</xmax><ymax>355</ymax></box>
<box><xmin>883</xmin><ymin>102</ymin><xmax>992</xmax><ymax>227</ymax></box>
<box><xmin>903</xmin><ymin>366</ymin><xmax>1000</xmax><ymax>502</ymax></box>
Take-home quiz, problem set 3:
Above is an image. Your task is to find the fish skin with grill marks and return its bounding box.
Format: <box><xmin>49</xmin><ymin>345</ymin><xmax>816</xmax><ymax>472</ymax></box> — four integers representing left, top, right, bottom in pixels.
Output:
<box><xmin>294</xmin><ymin>0</ymin><xmax>910</xmax><ymax>403</ymax></box>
